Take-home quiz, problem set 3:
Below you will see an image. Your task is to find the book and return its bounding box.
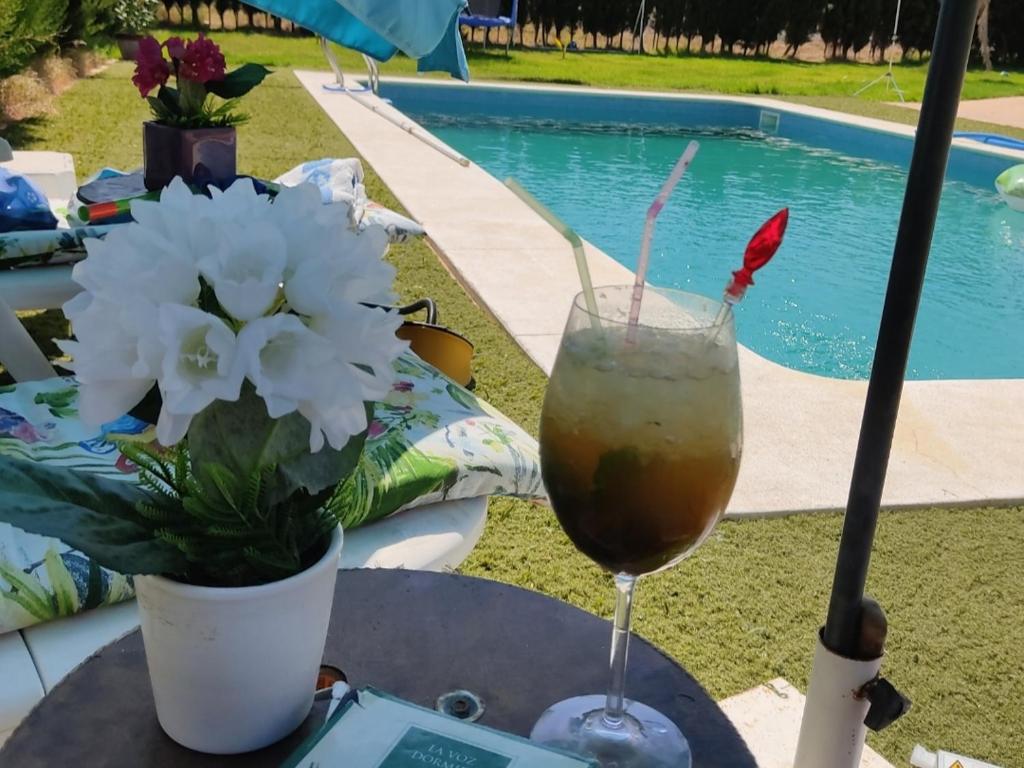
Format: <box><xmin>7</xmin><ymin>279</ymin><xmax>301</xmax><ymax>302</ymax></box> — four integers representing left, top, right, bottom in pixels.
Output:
<box><xmin>282</xmin><ymin>687</ymin><xmax>598</xmax><ymax>768</ymax></box>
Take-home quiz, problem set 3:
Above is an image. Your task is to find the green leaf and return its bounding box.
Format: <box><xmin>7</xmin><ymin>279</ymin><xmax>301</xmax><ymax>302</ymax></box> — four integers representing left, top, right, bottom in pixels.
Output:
<box><xmin>104</xmin><ymin>573</ymin><xmax>134</xmax><ymax>605</ymax></box>
<box><xmin>446</xmin><ymin>382</ymin><xmax>479</xmax><ymax>412</ymax></box>
<box><xmin>0</xmin><ymin>456</ymin><xmax>189</xmax><ymax>575</ymax></box>
<box><xmin>205</xmin><ymin>63</ymin><xmax>271</xmax><ymax>99</ymax></box>
<box><xmin>187</xmin><ymin>384</ymin><xmax>372</xmax><ymax>508</ymax></box>
<box><xmin>156</xmin><ymin>84</ymin><xmax>181</xmax><ymax>114</ymax></box>
<box><xmin>0</xmin><ymin>560</ymin><xmax>55</xmax><ymax>620</ymax></box>
<box><xmin>176</xmin><ymin>78</ymin><xmax>207</xmax><ymax>117</ymax></box>
<box><xmin>33</xmin><ymin>387</ymin><xmax>78</xmax><ymax>419</ymax></box>
<box><xmin>331</xmin><ymin>435</ymin><xmax>457</xmax><ymax>529</ymax></box>
<box><xmin>0</xmin><ymin>586</ymin><xmax>56</xmax><ymax>622</ymax></box>
<box><xmin>44</xmin><ymin>549</ymin><xmax>79</xmax><ymax>616</ymax></box>
<box><xmin>146</xmin><ymin>96</ymin><xmax>172</xmax><ymax>122</ymax></box>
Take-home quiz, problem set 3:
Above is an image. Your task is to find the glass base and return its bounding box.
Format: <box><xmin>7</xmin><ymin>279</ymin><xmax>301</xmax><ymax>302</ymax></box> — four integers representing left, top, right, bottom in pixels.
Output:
<box><xmin>530</xmin><ymin>695</ymin><xmax>692</xmax><ymax>768</ymax></box>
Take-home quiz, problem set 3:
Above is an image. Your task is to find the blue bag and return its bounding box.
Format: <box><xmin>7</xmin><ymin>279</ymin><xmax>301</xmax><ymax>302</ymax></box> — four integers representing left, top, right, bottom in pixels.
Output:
<box><xmin>0</xmin><ymin>168</ymin><xmax>58</xmax><ymax>232</ymax></box>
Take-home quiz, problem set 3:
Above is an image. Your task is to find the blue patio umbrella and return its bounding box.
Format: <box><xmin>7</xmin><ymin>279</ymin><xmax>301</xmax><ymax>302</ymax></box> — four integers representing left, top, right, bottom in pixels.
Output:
<box><xmin>244</xmin><ymin>0</ymin><xmax>470</xmax><ymax>80</ymax></box>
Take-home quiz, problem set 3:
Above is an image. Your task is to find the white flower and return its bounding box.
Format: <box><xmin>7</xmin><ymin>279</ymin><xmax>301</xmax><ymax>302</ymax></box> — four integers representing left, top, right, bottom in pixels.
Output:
<box><xmin>237</xmin><ymin>308</ymin><xmax>405</xmax><ymax>453</ymax></box>
<box><xmin>197</xmin><ymin>220</ymin><xmax>288</xmax><ymax>321</ymax></box>
<box><xmin>128</xmin><ymin>177</ymin><xmax>207</xmax><ymax>255</ymax></box>
<box><xmin>267</xmin><ymin>182</ymin><xmax>349</xmax><ymax>276</ymax></box>
<box><xmin>61</xmin><ymin>175</ymin><xmax>407</xmax><ymax>455</ymax></box>
<box><xmin>205</xmin><ymin>177</ymin><xmax>271</xmax><ymax>224</ymax></box>
<box><xmin>303</xmin><ymin>304</ymin><xmax>407</xmax><ymax>451</ymax></box>
<box><xmin>56</xmin><ymin>296</ymin><xmax>161</xmax><ymax>425</ymax></box>
<box><xmin>129</xmin><ymin>177</ymin><xmax>271</xmax><ymax>265</ymax></box>
<box><xmin>156</xmin><ymin>305</ymin><xmax>244</xmax><ymax>446</ymax></box>
<box><xmin>236</xmin><ymin>314</ymin><xmax>335</xmax><ymax>420</ymax></box>
<box><xmin>310</xmin><ymin>304</ymin><xmax>407</xmax><ymax>401</ymax></box>
<box><xmin>70</xmin><ymin>219</ymin><xmax>200</xmax><ymax>309</ymax></box>
<box><xmin>284</xmin><ymin>227</ymin><xmax>394</xmax><ymax>316</ymax></box>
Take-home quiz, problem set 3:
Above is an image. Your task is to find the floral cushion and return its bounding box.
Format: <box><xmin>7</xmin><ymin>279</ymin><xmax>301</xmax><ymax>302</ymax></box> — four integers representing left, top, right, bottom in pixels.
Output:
<box><xmin>0</xmin><ymin>352</ymin><xmax>543</xmax><ymax>634</ymax></box>
<box><xmin>0</xmin><ymin>158</ymin><xmax>423</xmax><ymax>270</ymax></box>
<box><xmin>274</xmin><ymin>158</ymin><xmax>426</xmax><ymax>243</ymax></box>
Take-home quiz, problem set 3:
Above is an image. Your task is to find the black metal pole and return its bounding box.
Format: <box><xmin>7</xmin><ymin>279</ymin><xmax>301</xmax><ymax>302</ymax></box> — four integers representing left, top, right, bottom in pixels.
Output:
<box><xmin>823</xmin><ymin>0</ymin><xmax>980</xmax><ymax>658</ymax></box>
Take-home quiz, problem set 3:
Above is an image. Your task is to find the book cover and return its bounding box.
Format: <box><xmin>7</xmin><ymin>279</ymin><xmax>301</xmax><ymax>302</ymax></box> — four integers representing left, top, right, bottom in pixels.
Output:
<box><xmin>282</xmin><ymin>687</ymin><xmax>598</xmax><ymax>768</ymax></box>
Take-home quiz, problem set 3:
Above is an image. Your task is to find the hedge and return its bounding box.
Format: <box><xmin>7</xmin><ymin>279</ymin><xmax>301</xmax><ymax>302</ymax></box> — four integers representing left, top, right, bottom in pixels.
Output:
<box><xmin>0</xmin><ymin>0</ymin><xmax>120</xmax><ymax>78</ymax></box>
<box><xmin>0</xmin><ymin>1</ymin><xmax>69</xmax><ymax>77</ymax></box>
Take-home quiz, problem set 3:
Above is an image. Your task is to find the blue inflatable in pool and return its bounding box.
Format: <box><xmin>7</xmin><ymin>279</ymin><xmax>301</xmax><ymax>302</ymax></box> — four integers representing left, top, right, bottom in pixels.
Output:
<box><xmin>955</xmin><ymin>131</ymin><xmax>1024</xmax><ymax>151</ymax></box>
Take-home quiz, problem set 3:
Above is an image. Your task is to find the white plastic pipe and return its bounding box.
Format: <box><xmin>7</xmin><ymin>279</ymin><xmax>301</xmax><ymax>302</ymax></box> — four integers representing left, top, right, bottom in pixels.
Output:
<box><xmin>794</xmin><ymin>632</ymin><xmax>882</xmax><ymax>768</ymax></box>
<box><xmin>0</xmin><ymin>296</ymin><xmax>57</xmax><ymax>382</ymax></box>
<box><xmin>0</xmin><ymin>265</ymin><xmax>79</xmax><ymax>310</ymax></box>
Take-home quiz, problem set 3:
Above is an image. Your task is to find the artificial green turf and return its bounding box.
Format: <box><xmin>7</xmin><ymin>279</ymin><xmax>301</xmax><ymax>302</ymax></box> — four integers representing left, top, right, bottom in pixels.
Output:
<box><xmin>7</xmin><ymin>57</ymin><xmax>1023</xmax><ymax>767</ymax></box>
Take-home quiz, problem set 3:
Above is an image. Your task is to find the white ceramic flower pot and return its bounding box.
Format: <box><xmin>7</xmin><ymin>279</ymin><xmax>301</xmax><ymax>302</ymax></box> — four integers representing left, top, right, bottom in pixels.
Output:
<box><xmin>134</xmin><ymin>527</ymin><xmax>343</xmax><ymax>754</ymax></box>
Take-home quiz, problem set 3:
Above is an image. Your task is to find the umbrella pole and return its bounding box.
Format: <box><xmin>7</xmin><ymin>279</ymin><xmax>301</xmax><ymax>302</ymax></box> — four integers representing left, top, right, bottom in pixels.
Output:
<box><xmin>795</xmin><ymin>1</ymin><xmax>980</xmax><ymax>765</ymax></box>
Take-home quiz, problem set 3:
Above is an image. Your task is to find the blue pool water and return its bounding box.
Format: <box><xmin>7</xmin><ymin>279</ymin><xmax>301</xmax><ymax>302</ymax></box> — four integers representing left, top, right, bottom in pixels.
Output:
<box><xmin>389</xmin><ymin>87</ymin><xmax>1024</xmax><ymax>380</ymax></box>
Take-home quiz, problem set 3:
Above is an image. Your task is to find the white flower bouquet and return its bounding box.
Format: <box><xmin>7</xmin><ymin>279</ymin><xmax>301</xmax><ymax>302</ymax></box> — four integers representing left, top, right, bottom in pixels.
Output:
<box><xmin>0</xmin><ymin>178</ymin><xmax>408</xmax><ymax>586</ymax></box>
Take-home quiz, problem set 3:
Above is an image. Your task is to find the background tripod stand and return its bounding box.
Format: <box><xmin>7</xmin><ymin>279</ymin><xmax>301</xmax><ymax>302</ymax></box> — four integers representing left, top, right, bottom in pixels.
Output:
<box><xmin>853</xmin><ymin>0</ymin><xmax>906</xmax><ymax>102</ymax></box>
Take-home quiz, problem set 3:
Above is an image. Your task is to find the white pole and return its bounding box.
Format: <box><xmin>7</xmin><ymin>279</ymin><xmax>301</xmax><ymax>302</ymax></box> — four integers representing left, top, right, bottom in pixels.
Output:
<box><xmin>345</xmin><ymin>92</ymin><xmax>471</xmax><ymax>168</ymax></box>
<box><xmin>632</xmin><ymin>0</ymin><xmax>646</xmax><ymax>53</ymax></box>
<box><xmin>891</xmin><ymin>0</ymin><xmax>904</xmax><ymax>53</ymax></box>
<box><xmin>793</xmin><ymin>633</ymin><xmax>883</xmax><ymax>768</ymax></box>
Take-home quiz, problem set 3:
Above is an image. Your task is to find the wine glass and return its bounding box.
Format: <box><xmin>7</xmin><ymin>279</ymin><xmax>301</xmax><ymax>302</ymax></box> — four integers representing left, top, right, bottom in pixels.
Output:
<box><xmin>530</xmin><ymin>285</ymin><xmax>743</xmax><ymax>767</ymax></box>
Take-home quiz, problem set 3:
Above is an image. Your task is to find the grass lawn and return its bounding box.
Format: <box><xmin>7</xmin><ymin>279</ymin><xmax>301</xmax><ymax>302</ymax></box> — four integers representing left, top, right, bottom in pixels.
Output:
<box><xmin>7</xmin><ymin>45</ymin><xmax>1023</xmax><ymax>767</ymax></box>
<box><xmin>190</xmin><ymin>29</ymin><xmax>1024</xmax><ymax>101</ymax></box>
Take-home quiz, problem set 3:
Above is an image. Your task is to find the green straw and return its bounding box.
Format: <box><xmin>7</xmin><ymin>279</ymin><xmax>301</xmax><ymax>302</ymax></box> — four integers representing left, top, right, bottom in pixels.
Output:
<box><xmin>504</xmin><ymin>178</ymin><xmax>600</xmax><ymax>325</ymax></box>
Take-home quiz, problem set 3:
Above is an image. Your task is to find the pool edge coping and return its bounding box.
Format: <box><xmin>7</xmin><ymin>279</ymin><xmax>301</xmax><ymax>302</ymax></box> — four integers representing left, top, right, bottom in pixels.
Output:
<box><xmin>371</xmin><ymin>75</ymin><xmax>1024</xmax><ymax>166</ymax></box>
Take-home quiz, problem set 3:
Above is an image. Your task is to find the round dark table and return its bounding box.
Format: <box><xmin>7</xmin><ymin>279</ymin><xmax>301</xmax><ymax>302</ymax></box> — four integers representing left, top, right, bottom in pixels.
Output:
<box><xmin>0</xmin><ymin>570</ymin><xmax>756</xmax><ymax>767</ymax></box>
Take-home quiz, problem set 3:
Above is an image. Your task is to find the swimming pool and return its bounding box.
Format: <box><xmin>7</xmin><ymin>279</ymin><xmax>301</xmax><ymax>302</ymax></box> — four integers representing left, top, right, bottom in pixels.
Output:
<box><xmin>382</xmin><ymin>83</ymin><xmax>1024</xmax><ymax>381</ymax></box>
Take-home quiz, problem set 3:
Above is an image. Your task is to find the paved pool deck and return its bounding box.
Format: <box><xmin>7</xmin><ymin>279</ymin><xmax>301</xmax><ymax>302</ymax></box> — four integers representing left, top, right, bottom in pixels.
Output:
<box><xmin>898</xmin><ymin>95</ymin><xmax>1024</xmax><ymax>132</ymax></box>
<box><xmin>296</xmin><ymin>71</ymin><xmax>1024</xmax><ymax>518</ymax></box>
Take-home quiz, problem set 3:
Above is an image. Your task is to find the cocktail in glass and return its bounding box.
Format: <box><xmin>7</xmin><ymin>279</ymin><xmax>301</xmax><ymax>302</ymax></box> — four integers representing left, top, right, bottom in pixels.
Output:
<box><xmin>531</xmin><ymin>285</ymin><xmax>743</xmax><ymax>767</ymax></box>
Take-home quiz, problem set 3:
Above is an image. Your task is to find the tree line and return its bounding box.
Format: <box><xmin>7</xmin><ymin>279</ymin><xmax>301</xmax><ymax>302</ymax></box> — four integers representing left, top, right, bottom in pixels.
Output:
<box><xmin>520</xmin><ymin>0</ymin><xmax>1023</xmax><ymax>66</ymax></box>
<box><xmin>4</xmin><ymin>0</ymin><xmax>1021</xmax><ymax>79</ymax></box>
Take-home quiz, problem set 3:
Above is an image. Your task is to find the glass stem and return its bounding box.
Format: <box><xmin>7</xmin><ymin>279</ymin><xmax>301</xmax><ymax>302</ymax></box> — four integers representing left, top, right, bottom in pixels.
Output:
<box><xmin>603</xmin><ymin>573</ymin><xmax>638</xmax><ymax>729</ymax></box>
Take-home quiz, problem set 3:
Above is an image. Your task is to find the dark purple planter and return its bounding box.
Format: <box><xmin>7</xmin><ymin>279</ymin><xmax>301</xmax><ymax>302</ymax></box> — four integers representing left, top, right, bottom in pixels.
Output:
<box><xmin>142</xmin><ymin>122</ymin><xmax>237</xmax><ymax>191</ymax></box>
<box><xmin>116</xmin><ymin>35</ymin><xmax>141</xmax><ymax>61</ymax></box>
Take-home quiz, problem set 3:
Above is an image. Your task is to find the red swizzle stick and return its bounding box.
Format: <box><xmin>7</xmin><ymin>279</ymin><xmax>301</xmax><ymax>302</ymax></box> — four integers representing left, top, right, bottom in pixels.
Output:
<box><xmin>724</xmin><ymin>207</ymin><xmax>789</xmax><ymax>303</ymax></box>
<box><xmin>710</xmin><ymin>208</ymin><xmax>789</xmax><ymax>334</ymax></box>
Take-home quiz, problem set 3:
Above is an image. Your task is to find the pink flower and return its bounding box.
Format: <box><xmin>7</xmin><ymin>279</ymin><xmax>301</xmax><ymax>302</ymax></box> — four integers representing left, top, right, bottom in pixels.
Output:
<box><xmin>10</xmin><ymin>421</ymin><xmax>43</xmax><ymax>444</ymax></box>
<box><xmin>178</xmin><ymin>35</ymin><xmax>226</xmax><ymax>84</ymax></box>
<box><xmin>163</xmin><ymin>36</ymin><xmax>186</xmax><ymax>60</ymax></box>
<box><xmin>367</xmin><ymin>420</ymin><xmax>387</xmax><ymax>439</ymax></box>
<box><xmin>392</xmin><ymin>381</ymin><xmax>414</xmax><ymax>392</ymax></box>
<box><xmin>131</xmin><ymin>35</ymin><xmax>170</xmax><ymax>97</ymax></box>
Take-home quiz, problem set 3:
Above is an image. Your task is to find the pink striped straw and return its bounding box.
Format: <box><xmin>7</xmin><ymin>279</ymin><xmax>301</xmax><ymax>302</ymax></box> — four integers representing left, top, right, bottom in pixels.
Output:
<box><xmin>626</xmin><ymin>140</ymin><xmax>700</xmax><ymax>341</ymax></box>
